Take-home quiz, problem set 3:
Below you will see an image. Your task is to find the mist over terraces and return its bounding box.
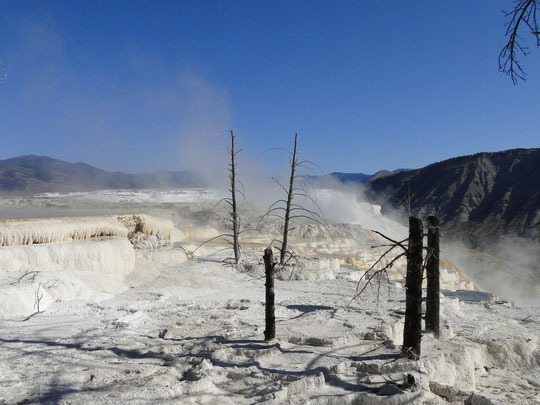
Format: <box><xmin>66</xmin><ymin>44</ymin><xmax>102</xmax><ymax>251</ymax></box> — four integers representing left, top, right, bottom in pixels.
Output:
<box><xmin>2</xmin><ymin>149</ymin><xmax>540</xmax><ymax>248</ymax></box>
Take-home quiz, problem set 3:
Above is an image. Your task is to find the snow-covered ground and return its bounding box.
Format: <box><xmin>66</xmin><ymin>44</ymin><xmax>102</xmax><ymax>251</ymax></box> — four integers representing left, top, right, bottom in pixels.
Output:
<box><xmin>0</xmin><ymin>188</ymin><xmax>538</xmax><ymax>404</ymax></box>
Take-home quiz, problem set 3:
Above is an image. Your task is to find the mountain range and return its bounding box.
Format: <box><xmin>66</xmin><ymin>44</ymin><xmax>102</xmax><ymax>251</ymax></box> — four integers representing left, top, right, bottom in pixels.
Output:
<box><xmin>1</xmin><ymin>150</ymin><xmax>539</xmax><ymax>246</ymax></box>
<box><xmin>311</xmin><ymin>169</ymin><xmax>409</xmax><ymax>186</ymax></box>
<box><xmin>0</xmin><ymin>155</ymin><xmax>203</xmax><ymax>193</ymax></box>
<box><xmin>364</xmin><ymin>148</ymin><xmax>540</xmax><ymax>245</ymax></box>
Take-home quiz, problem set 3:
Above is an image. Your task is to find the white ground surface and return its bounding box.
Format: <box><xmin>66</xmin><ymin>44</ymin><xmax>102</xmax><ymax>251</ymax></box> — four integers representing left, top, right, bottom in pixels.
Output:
<box><xmin>35</xmin><ymin>189</ymin><xmax>221</xmax><ymax>204</ymax></box>
<box><xmin>0</xmin><ymin>189</ymin><xmax>538</xmax><ymax>404</ymax></box>
<box><xmin>0</xmin><ymin>214</ymin><xmax>175</xmax><ymax>246</ymax></box>
<box><xmin>0</xmin><ymin>250</ymin><xmax>538</xmax><ymax>404</ymax></box>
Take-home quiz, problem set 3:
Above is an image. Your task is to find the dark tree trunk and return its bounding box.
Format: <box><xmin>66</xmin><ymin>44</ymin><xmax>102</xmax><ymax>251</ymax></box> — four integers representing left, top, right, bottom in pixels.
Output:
<box><xmin>229</xmin><ymin>131</ymin><xmax>240</xmax><ymax>265</ymax></box>
<box><xmin>263</xmin><ymin>248</ymin><xmax>276</xmax><ymax>341</ymax></box>
<box><xmin>403</xmin><ymin>216</ymin><xmax>423</xmax><ymax>359</ymax></box>
<box><xmin>280</xmin><ymin>133</ymin><xmax>297</xmax><ymax>265</ymax></box>
<box><xmin>425</xmin><ymin>215</ymin><xmax>440</xmax><ymax>337</ymax></box>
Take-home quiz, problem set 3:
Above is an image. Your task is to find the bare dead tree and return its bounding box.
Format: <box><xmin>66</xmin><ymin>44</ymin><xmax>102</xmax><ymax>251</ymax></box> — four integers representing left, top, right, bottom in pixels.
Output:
<box><xmin>263</xmin><ymin>247</ymin><xmax>276</xmax><ymax>341</ymax></box>
<box><xmin>351</xmin><ymin>216</ymin><xmax>442</xmax><ymax>357</ymax></box>
<box><xmin>402</xmin><ymin>217</ymin><xmax>424</xmax><ymax>359</ymax></box>
<box><xmin>280</xmin><ymin>133</ymin><xmax>297</xmax><ymax>265</ymax></box>
<box><xmin>11</xmin><ymin>267</ymin><xmax>39</xmax><ymax>285</ymax></box>
<box><xmin>34</xmin><ymin>283</ymin><xmax>44</xmax><ymax>313</ymax></box>
<box><xmin>350</xmin><ymin>234</ymin><xmax>408</xmax><ymax>305</ymax></box>
<box><xmin>394</xmin><ymin>179</ymin><xmax>413</xmax><ymax>217</ymax></box>
<box><xmin>425</xmin><ymin>215</ymin><xmax>440</xmax><ymax>337</ymax></box>
<box><xmin>259</xmin><ymin>133</ymin><xmax>328</xmax><ymax>266</ymax></box>
<box><xmin>407</xmin><ymin>180</ymin><xmax>411</xmax><ymax>217</ymax></box>
<box><xmin>195</xmin><ymin>130</ymin><xmax>247</xmax><ymax>266</ymax></box>
<box><xmin>229</xmin><ymin>131</ymin><xmax>241</xmax><ymax>264</ymax></box>
<box><xmin>499</xmin><ymin>0</ymin><xmax>540</xmax><ymax>83</ymax></box>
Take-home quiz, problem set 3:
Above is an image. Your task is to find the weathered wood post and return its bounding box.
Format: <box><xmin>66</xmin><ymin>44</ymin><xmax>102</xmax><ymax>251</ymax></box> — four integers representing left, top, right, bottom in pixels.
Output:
<box><xmin>425</xmin><ymin>215</ymin><xmax>440</xmax><ymax>337</ymax></box>
<box><xmin>263</xmin><ymin>248</ymin><xmax>276</xmax><ymax>341</ymax></box>
<box><xmin>403</xmin><ymin>216</ymin><xmax>423</xmax><ymax>359</ymax></box>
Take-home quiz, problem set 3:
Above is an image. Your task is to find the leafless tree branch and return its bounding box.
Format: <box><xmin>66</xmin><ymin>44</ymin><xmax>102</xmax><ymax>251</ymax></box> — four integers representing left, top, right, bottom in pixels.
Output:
<box><xmin>371</xmin><ymin>231</ymin><xmax>409</xmax><ymax>253</ymax></box>
<box><xmin>499</xmin><ymin>0</ymin><xmax>540</xmax><ymax>83</ymax></box>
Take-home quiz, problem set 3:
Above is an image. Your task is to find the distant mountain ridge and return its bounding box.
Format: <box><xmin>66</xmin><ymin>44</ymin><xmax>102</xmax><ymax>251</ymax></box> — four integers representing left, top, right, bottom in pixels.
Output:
<box><xmin>312</xmin><ymin>169</ymin><xmax>408</xmax><ymax>186</ymax></box>
<box><xmin>0</xmin><ymin>155</ymin><xmax>204</xmax><ymax>193</ymax></box>
<box><xmin>2</xmin><ymin>150</ymin><xmax>539</xmax><ymax>246</ymax></box>
<box><xmin>0</xmin><ymin>155</ymin><xmax>408</xmax><ymax>193</ymax></box>
<box><xmin>364</xmin><ymin>148</ymin><xmax>540</xmax><ymax>245</ymax></box>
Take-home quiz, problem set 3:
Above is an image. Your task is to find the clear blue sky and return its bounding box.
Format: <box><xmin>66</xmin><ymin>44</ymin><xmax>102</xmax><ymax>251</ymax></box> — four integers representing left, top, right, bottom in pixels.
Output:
<box><xmin>0</xmin><ymin>1</ymin><xmax>539</xmax><ymax>174</ymax></box>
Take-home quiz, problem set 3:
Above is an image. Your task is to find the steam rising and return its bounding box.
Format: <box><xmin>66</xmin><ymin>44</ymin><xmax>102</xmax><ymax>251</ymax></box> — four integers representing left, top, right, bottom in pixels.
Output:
<box><xmin>314</xmin><ymin>180</ymin><xmax>540</xmax><ymax>307</ymax></box>
<box><xmin>314</xmin><ymin>188</ymin><xmax>408</xmax><ymax>238</ymax></box>
<box><xmin>444</xmin><ymin>237</ymin><xmax>540</xmax><ymax>306</ymax></box>
<box><xmin>2</xmin><ymin>18</ymin><xmax>539</xmax><ymax>310</ymax></box>
<box><xmin>177</xmin><ymin>73</ymin><xmax>232</xmax><ymax>188</ymax></box>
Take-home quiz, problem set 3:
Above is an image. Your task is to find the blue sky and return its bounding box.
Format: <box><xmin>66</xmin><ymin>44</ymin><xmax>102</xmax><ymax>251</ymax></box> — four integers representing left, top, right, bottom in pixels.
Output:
<box><xmin>0</xmin><ymin>1</ymin><xmax>539</xmax><ymax>175</ymax></box>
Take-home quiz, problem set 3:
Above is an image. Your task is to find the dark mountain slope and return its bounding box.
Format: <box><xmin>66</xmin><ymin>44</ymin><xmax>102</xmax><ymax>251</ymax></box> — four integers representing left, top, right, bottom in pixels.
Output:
<box><xmin>365</xmin><ymin>148</ymin><xmax>540</xmax><ymax>243</ymax></box>
<box><xmin>0</xmin><ymin>155</ymin><xmax>203</xmax><ymax>193</ymax></box>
